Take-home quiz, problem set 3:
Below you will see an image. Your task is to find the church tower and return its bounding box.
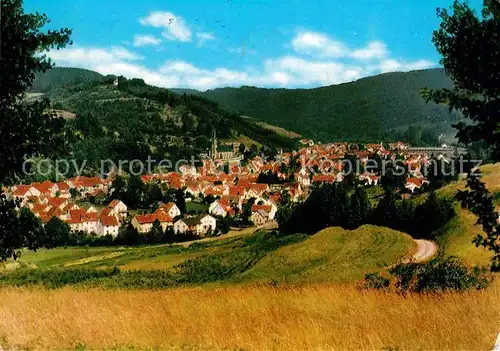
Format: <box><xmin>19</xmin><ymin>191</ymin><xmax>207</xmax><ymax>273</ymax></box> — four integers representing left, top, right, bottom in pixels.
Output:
<box><xmin>211</xmin><ymin>129</ymin><xmax>218</xmax><ymax>159</ymax></box>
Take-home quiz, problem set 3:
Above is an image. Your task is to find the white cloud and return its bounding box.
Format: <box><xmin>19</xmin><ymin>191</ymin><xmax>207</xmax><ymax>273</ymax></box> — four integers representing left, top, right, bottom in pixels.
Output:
<box><xmin>351</xmin><ymin>41</ymin><xmax>388</xmax><ymax>60</ymax></box>
<box><xmin>48</xmin><ymin>46</ymin><xmax>142</xmax><ymax>66</ymax></box>
<box><xmin>48</xmin><ymin>34</ymin><xmax>435</xmax><ymax>91</ymax></box>
<box><xmin>291</xmin><ymin>31</ymin><xmax>347</xmax><ymax>58</ymax></box>
<box><xmin>133</xmin><ymin>35</ymin><xmax>162</xmax><ymax>47</ymax></box>
<box><xmin>227</xmin><ymin>47</ymin><xmax>257</xmax><ymax>56</ymax></box>
<box><xmin>196</xmin><ymin>32</ymin><xmax>215</xmax><ymax>42</ymax></box>
<box><xmin>379</xmin><ymin>59</ymin><xmax>434</xmax><ymax>73</ymax></box>
<box><xmin>140</xmin><ymin>11</ymin><xmax>191</xmax><ymax>42</ymax></box>
<box><xmin>291</xmin><ymin>31</ymin><xmax>389</xmax><ymax>61</ymax></box>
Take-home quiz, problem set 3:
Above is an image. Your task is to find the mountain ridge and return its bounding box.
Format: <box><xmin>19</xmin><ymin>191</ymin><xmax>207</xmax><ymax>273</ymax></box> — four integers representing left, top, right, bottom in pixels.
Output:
<box><xmin>172</xmin><ymin>68</ymin><xmax>459</xmax><ymax>143</ymax></box>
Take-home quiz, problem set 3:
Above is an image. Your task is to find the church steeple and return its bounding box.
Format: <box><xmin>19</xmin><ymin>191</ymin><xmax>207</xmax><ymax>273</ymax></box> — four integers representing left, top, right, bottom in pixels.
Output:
<box><xmin>211</xmin><ymin>129</ymin><xmax>218</xmax><ymax>159</ymax></box>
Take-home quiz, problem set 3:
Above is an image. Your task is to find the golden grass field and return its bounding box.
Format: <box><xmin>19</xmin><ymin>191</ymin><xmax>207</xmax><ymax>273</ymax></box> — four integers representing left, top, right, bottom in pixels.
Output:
<box><xmin>1</xmin><ymin>282</ymin><xmax>499</xmax><ymax>350</ymax></box>
<box><xmin>1</xmin><ymin>165</ymin><xmax>499</xmax><ymax>350</ymax></box>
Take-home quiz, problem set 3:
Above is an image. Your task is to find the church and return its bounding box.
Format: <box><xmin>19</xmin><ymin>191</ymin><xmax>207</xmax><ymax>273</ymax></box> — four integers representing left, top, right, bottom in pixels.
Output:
<box><xmin>209</xmin><ymin>131</ymin><xmax>240</xmax><ymax>161</ymax></box>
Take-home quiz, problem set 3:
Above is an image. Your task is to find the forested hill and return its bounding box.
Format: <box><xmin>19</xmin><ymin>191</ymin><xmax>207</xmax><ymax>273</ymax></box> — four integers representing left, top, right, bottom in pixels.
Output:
<box><xmin>30</xmin><ymin>67</ymin><xmax>104</xmax><ymax>93</ymax></box>
<box><xmin>30</xmin><ymin>68</ymin><xmax>296</xmax><ymax>173</ymax></box>
<box><xmin>172</xmin><ymin>69</ymin><xmax>461</xmax><ymax>143</ymax></box>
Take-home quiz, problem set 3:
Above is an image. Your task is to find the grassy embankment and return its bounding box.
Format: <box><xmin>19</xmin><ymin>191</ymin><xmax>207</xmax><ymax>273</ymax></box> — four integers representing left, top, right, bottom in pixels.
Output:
<box><xmin>429</xmin><ymin>163</ymin><xmax>500</xmax><ymax>267</ymax></box>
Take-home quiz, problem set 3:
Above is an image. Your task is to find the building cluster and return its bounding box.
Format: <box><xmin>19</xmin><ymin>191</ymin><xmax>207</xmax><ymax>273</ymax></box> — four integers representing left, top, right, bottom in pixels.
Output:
<box><xmin>5</xmin><ymin>139</ymin><xmax>450</xmax><ymax>239</ymax></box>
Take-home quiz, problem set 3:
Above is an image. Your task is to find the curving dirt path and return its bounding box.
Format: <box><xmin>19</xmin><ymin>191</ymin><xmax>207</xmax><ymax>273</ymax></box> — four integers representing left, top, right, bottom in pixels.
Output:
<box><xmin>412</xmin><ymin>239</ymin><xmax>438</xmax><ymax>262</ymax></box>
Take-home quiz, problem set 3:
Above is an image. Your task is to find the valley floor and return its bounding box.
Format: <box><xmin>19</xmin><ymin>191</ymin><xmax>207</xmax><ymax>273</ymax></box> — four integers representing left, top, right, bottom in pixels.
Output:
<box><xmin>1</xmin><ymin>282</ymin><xmax>498</xmax><ymax>350</ymax></box>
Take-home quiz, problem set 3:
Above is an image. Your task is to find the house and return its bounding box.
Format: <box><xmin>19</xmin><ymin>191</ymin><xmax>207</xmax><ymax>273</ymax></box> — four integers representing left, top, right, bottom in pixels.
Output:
<box><xmin>47</xmin><ymin>197</ymin><xmax>68</xmax><ymax>210</ymax></box>
<box><xmin>250</xmin><ymin>210</ymin><xmax>269</xmax><ymax>226</ymax></box>
<box><xmin>174</xmin><ymin>214</ymin><xmax>216</xmax><ymax>236</ymax></box>
<box><xmin>220</xmin><ymin>195</ymin><xmax>243</xmax><ymax>211</ymax></box>
<box><xmin>252</xmin><ymin>203</ymin><xmax>277</xmax><ymax>220</ymax></box>
<box><xmin>159</xmin><ymin>202</ymin><xmax>181</xmax><ymax>218</ymax></box>
<box><xmin>153</xmin><ymin>208</ymin><xmax>174</xmax><ymax>231</ymax></box>
<box><xmin>66</xmin><ymin>209</ymin><xmax>99</xmax><ymax>233</ymax></box>
<box><xmin>359</xmin><ymin>172</ymin><xmax>379</xmax><ymax>186</ymax></box>
<box><xmin>199</xmin><ymin>214</ymin><xmax>216</xmax><ymax>233</ymax></box>
<box><xmin>12</xmin><ymin>185</ymin><xmax>41</xmax><ymax>200</ymax></box>
<box><xmin>99</xmin><ymin>215</ymin><xmax>120</xmax><ymax>237</ymax></box>
<box><xmin>33</xmin><ymin>180</ymin><xmax>58</xmax><ymax>196</ymax></box>
<box><xmin>209</xmin><ymin>199</ymin><xmax>233</xmax><ymax>217</ymax></box>
<box><xmin>296</xmin><ymin>169</ymin><xmax>311</xmax><ymax>187</ymax></box>
<box><xmin>107</xmin><ymin>200</ymin><xmax>128</xmax><ymax>219</ymax></box>
<box><xmin>246</xmin><ymin>183</ymin><xmax>269</xmax><ymax>198</ymax></box>
<box><xmin>405</xmin><ymin>177</ymin><xmax>429</xmax><ymax>193</ymax></box>
<box><xmin>312</xmin><ymin>174</ymin><xmax>335</xmax><ymax>184</ymax></box>
<box><xmin>131</xmin><ymin>214</ymin><xmax>157</xmax><ymax>233</ymax></box>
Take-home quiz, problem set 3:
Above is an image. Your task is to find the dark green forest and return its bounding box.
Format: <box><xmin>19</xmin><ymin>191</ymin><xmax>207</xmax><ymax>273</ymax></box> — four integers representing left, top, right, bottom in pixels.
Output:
<box><xmin>30</xmin><ymin>68</ymin><xmax>297</xmax><ymax>173</ymax></box>
<box><xmin>173</xmin><ymin>68</ymin><xmax>462</xmax><ymax>143</ymax></box>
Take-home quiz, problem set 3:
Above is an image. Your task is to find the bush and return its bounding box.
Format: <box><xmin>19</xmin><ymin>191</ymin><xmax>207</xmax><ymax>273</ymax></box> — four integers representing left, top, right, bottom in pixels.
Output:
<box><xmin>363</xmin><ymin>257</ymin><xmax>489</xmax><ymax>293</ymax></box>
<box><xmin>389</xmin><ymin>257</ymin><xmax>489</xmax><ymax>293</ymax></box>
<box><xmin>0</xmin><ymin>267</ymin><xmax>120</xmax><ymax>288</ymax></box>
<box><xmin>362</xmin><ymin>272</ymin><xmax>390</xmax><ymax>290</ymax></box>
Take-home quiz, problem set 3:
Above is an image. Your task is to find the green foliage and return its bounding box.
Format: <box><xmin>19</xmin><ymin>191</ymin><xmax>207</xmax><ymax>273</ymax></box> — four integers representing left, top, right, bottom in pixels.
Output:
<box><xmin>0</xmin><ymin>0</ymin><xmax>72</xmax><ymax>261</ymax></box>
<box><xmin>29</xmin><ymin>68</ymin><xmax>297</xmax><ymax>174</ymax></box>
<box><xmin>0</xmin><ymin>202</ymin><xmax>52</xmax><ymax>260</ymax></box>
<box><xmin>0</xmin><ymin>231</ymin><xmax>307</xmax><ymax>289</ymax></box>
<box><xmin>388</xmin><ymin>257</ymin><xmax>489</xmax><ymax>293</ymax></box>
<box><xmin>281</xmin><ymin>182</ymin><xmax>455</xmax><ymax>240</ymax></box>
<box><xmin>177</xmin><ymin>69</ymin><xmax>460</xmax><ymax>142</ymax></box>
<box><xmin>0</xmin><ymin>267</ymin><xmax>120</xmax><ymax>289</ymax></box>
<box><xmin>362</xmin><ymin>272</ymin><xmax>391</xmax><ymax>290</ymax></box>
<box><xmin>44</xmin><ymin>217</ymin><xmax>71</xmax><ymax>246</ymax></box>
<box><xmin>373</xmin><ymin>190</ymin><xmax>455</xmax><ymax>239</ymax></box>
<box><xmin>31</xmin><ymin>67</ymin><xmax>103</xmax><ymax>93</ymax></box>
<box><xmin>423</xmin><ymin>1</ymin><xmax>500</xmax><ymax>271</ymax></box>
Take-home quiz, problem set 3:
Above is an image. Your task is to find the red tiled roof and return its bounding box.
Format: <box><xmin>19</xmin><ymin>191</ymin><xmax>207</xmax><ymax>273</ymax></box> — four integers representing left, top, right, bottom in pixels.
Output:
<box><xmin>312</xmin><ymin>174</ymin><xmax>335</xmax><ymax>183</ymax></box>
<box><xmin>135</xmin><ymin>214</ymin><xmax>157</xmax><ymax>225</ymax></box>
<box><xmin>108</xmin><ymin>200</ymin><xmax>122</xmax><ymax>208</ymax></box>
<box><xmin>252</xmin><ymin>204</ymin><xmax>271</xmax><ymax>213</ymax></box>
<box><xmin>32</xmin><ymin>203</ymin><xmax>49</xmax><ymax>214</ymax></box>
<box><xmin>101</xmin><ymin>215</ymin><xmax>119</xmax><ymax>227</ymax></box>
<box><xmin>12</xmin><ymin>185</ymin><xmax>33</xmax><ymax>196</ymax></box>
<box><xmin>56</xmin><ymin>182</ymin><xmax>70</xmax><ymax>191</ymax></box>
<box><xmin>48</xmin><ymin>197</ymin><xmax>67</xmax><ymax>208</ymax></box>
<box><xmin>406</xmin><ymin>177</ymin><xmax>425</xmax><ymax>186</ymax></box>
<box><xmin>229</xmin><ymin>186</ymin><xmax>245</xmax><ymax>196</ymax></box>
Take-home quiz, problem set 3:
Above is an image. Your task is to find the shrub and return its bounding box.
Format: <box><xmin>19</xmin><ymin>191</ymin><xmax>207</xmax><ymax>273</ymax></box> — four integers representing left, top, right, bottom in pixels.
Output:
<box><xmin>389</xmin><ymin>257</ymin><xmax>489</xmax><ymax>293</ymax></box>
<box><xmin>0</xmin><ymin>267</ymin><xmax>120</xmax><ymax>288</ymax></box>
<box><xmin>362</xmin><ymin>272</ymin><xmax>390</xmax><ymax>290</ymax></box>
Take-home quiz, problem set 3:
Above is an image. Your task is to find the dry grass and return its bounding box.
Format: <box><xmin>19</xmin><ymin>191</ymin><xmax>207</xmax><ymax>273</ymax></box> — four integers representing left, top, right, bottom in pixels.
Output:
<box><xmin>0</xmin><ymin>283</ymin><xmax>499</xmax><ymax>350</ymax></box>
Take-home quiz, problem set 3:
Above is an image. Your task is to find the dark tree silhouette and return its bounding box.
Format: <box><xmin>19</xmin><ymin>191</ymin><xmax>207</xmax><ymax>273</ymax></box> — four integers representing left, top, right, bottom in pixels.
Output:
<box><xmin>423</xmin><ymin>0</ymin><xmax>500</xmax><ymax>271</ymax></box>
<box><xmin>0</xmin><ymin>0</ymin><xmax>72</xmax><ymax>261</ymax></box>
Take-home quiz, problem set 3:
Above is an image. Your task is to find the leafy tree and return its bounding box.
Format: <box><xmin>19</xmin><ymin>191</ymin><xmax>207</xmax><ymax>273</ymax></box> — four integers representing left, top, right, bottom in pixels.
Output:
<box><xmin>238</xmin><ymin>143</ymin><xmax>246</xmax><ymax>154</ymax></box>
<box><xmin>372</xmin><ymin>188</ymin><xmax>399</xmax><ymax>228</ymax></box>
<box><xmin>148</xmin><ymin>220</ymin><xmax>164</xmax><ymax>243</ymax></box>
<box><xmin>126</xmin><ymin>175</ymin><xmax>145</xmax><ymax>208</ymax></box>
<box><xmin>44</xmin><ymin>217</ymin><xmax>70</xmax><ymax>246</ymax></box>
<box><xmin>423</xmin><ymin>0</ymin><xmax>500</xmax><ymax>271</ymax></box>
<box><xmin>0</xmin><ymin>0</ymin><xmax>72</xmax><ymax>260</ymax></box>
<box><xmin>175</xmin><ymin>189</ymin><xmax>187</xmax><ymax>214</ymax></box>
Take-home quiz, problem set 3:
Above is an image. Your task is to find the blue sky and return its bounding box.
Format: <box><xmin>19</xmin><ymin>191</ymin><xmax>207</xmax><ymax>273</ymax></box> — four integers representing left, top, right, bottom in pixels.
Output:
<box><xmin>25</xmin><ymin>0</ymin><xmax>481</xmax><ymax>90</ymax></box>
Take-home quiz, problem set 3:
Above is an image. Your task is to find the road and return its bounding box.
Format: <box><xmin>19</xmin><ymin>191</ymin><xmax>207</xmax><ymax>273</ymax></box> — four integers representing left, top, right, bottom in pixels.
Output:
<box><xmin>176</xmin><ymin>221</ymin><xmax>278</xmax><ymax>248</ymax></box>
<box><xmin>412</xmin><ymin>239</ymin><xmax>438</xmax><ymax>262</ymax></box>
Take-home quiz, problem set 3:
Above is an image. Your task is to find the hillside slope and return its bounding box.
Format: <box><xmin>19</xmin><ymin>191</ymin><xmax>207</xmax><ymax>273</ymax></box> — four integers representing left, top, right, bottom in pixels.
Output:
<box><xmin>236</xmin><ymin>225</ymin><xmax>414</xmax><ymax>284</ymax></box>
<box><xmin>174</xmin><ymin>69</ymin><xmax>460</xmax><ymax>142</ymax></box>
<box><xmin>30</xmin><ymin>67</ymin><xmax>103</xmax><ymax>93</ymax></box>
<box><xmin>29</xmin><ymin>68</ymin><xmax>297</xmax><ymax>173</ymax></box>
